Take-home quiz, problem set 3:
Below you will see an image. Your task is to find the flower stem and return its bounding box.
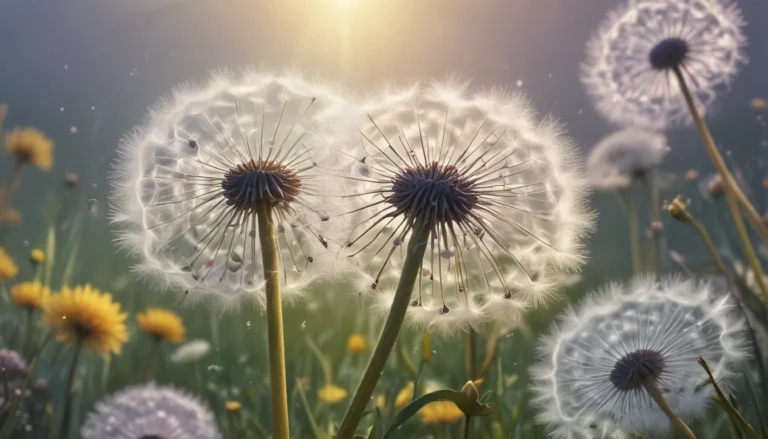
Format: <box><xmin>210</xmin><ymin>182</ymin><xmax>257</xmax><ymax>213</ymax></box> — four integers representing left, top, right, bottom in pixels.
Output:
<box><xmin>143</xmin><ymin>337</ymin><xmax>161</xmax><ymax>382</ymax></box>
<box><xmin>645</xmin><ymin>174</ymin><xmax>661</xmax><ymax>271</ymax></box>
<box><xmin>687</xmin><ymin>216</ymin><xmax>729</xmax><ymax>277</ymax></box>
<box><xmin>60</xmin><ymin>342</ymin><xmax>82</xmax><ymax>439</ymax></box>
<box><xmin>0</xmin><ymin>161</ymin><xmax>23</xmax><ymax>217</ymax></box>
<box><xmin>0</xmin><ymin>333</ymin><xmax>52</xmax><ymax>439</ymax></box>
<box><xmin>642</xmin><ymin>379</ymin><xmax>697</xmax><ymax>439</ymax></box>
<box><xmin>461</xmin><ymin>416</ymin><xmax>472</xmax><ymax>439</ymax></box>
<box><xmin>698</xmin><ymin>356</ymin><xmax>761</xmax><ymax>439</ymax></box>
<box><xmin>336</xmin><ymin>219</ymin><xmax>432</xmax><ymax>439</ymax></box>
<box><xmin>673</xmin><ymin>67</ymin><xmax>768</xmax><ymax>272</ymax></box>
<box><xmin>626</xmin><ymin>187</ymin><xmax>642</xmax><ymax>275</ymax></box>
<box><xmin>256</xmin><ymin>203</ymin><xmax>290</xmax><ymax>439</ymax></box>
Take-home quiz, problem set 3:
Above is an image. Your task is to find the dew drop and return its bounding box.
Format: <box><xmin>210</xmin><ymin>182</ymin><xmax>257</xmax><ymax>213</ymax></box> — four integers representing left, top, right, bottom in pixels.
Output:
<box><xmin>70</xmin><ymin>126</ymin><xmax>77</xmax><ymax>134</ymax></box>
<box><xmin>59</xmin><ymin>107</ymin><xmax>65</xmax><ymax>112</ymax></box>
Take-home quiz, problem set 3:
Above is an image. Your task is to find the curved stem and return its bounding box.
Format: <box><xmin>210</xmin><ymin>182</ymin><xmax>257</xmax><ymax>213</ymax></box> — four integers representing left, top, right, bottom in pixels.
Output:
<box><xmin>626</xmin><ymin>187</ymin><xmax>642</xmax><ymax>275</ymax></box>
<box><xmin>673</xmin><ymin>67</ymin><xmax>768</xmax><ymax>262</ymax></box>
<box><xmin>642</xmin><ymin>379</ymin><xmax>697</xmax><ymax>439</ymax></box>
<box><xmin>257</xmin><ymin>203</ymin><xmax>290</xmax><ymax>439</ymax></box>
<box><xmin>0</xmin><ymin>334</ymin><xmax>52</xmax><ymax>439</ymax></box>
<box><xmin>336</xmin><ymin>219</ymin><xmax>432</xmax><ymax>439</ymax></box>
<box><xmin>688</xmin><ymin>217</ymin><xmax>729</xmax><ymax>276</ymax></box>
<box><xmin>60</xmin><ymin>342</ymin><xmax>82</xmax><ymax>439</ymax></box>
<box><xmin>143</xmin><ymin>337</ymin><xmax>161</xmax><ymax>382</ymax></box>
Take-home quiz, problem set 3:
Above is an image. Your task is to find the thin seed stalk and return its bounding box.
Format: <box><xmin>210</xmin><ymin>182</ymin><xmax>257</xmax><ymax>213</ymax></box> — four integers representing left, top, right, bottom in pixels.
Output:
<box><xmin>688</xmin><ymin>216</ymin><xmax>729</xmax><ymax>276</ymax></box>
<box><xmin>256</xmin><ymin>203</ymin><xmax>290</xmax><ymax>439</ymax></box>
<box><xmin>0</xmin><ymin>334</ymin><xmax>52</xmax><ymax>439</ymax></box>
<box><xmin>60</xmin><ymin>342</ymin><xmax>82</xmax><ymax>439</ymax></box>
<box><xmin>672</xmin><ymin>67</ymin><xmax>768</xmax><ymax>271</ymax></box>
<box><xmin>336</xmin><ymin>219</ymin><xmax>432</xmax><ymax>439</ymax></box>
<box><xmin>642</xmin><ymin>379</ymin><xmax>697</xmax><ymax>439</ymax></box>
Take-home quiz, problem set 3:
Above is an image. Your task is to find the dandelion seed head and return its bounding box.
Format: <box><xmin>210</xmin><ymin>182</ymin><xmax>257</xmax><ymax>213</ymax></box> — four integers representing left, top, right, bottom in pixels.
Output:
<box><xmin>586</xmin><ymin>128</ymin><xmax>668</xmax><ymax>191</ymax></box>
<box><xmin>81</xmin><ymin>383</ymin><xmax>221</xmax><ymax>439</ymax></box>
<box><xmin>330</xmin><ymin>80</ymin><xmax>594</xmax><ymax>335</ymax></box>
<box><xmin>110</xmin><ymin>70</ymin><xmax>345</xmax><ymax>310</ymax></box>
<box><xmin>530</xmin><ymin>276</ymin><xmax>748</xmax><ymax>439</ymax></box>
<box><xmin>581</xmin><ymin>0</ymin><xmax>747</xmax><ymax>130</ymax></box>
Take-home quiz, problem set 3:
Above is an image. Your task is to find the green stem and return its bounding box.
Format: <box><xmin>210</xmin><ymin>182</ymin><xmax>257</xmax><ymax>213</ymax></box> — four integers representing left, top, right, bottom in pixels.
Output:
<box><xmin>642</xmin><ymin>379</ymin><xmax>697</xmax><ymax>439</ymax></box>
<box><xmin>464</xmin><ymin>330</ymin><xmax>476</xmax><ymax>381</ymax></box>
<box><xmin>257</xmin><ymin>203</ymin><xmax>290</xmax><ymax>439</ymax></box>
<box><xmin>673</xmin><ymin>67</ymin><xmax>768</xmax><ymax>303</ymax></box>
<box><xmin>0</xmin><ymin>333</ymin><xmax>53</xmax><ymax>439</ymax></box>
<box><xmin>626</xmin><ymin>187</ymin><xmax>642</xmax><ymax>275</ymax></box>
<box><xmin>143</xmin><ymin>337</ymin><xmax>161</xmax><ymax>382</ymax></box>
<box><xmin>60</xmin><ymin>342</ymin><xmax>82</xmax><ymax>439</ymax></box>
<box><xmin>462</xmin><ymin>416</ymin><xmax>472</xmax><ymax>439</ymax></box>
<box><xmin>646</xmin><ymin>173</ymin><xmax>661</xmax><ymax>271</ymax></box>
<box><xmin>336</xmin><ymin>219</ymin><xmax>432</xmax><ymax>439</ymax></box>
<box><xmin>688</xmin><ymin>217</ymin><xmax>729</xmax><ymax>277</ymax></box>
<box><xmin>698</xmin><ymin>357</ymin><xmax>761</xmax><ymax>439</ymax></box>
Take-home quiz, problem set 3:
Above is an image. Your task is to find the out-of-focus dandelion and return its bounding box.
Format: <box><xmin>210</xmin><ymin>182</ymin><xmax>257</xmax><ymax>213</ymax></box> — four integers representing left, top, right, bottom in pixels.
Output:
<box><xmin>333</xmin><ymin>80</ymin><xmax>593</xmax><ymax>438</ymax></box>
<box><xmin>394</xmin><ymin>383</ymin><xmax>414</xmax><ymax>409</ymax></box>
<box><xmin>0</xmin><ymin>349</ymin><xmax>26</xmax><ymax>379</ymax></box>
<box><xmin>751</xmin><ymin>97</ymin><xmax>767</xmax><ymax>112</ymax></box>
<box><xmin>64</xmin><ymin>172</ymin><xmax>79</xmax><ymax>188</ymax></box>
<box><xmin>10</xmin><ymin>281</ymin><xmax>49</xmax><ymax>311</ymax></box>
<box><xmin>80</xmin><ymin>383</ymin><xmax>221</xmax><ymax>439</ymax></box>
<box><xmin>419</xmin><ymin>401</ymin><xmax>464</xmax><ymax>425</ymax></box>
<box><xmin>346</xmin><ymin>333</ymin><xmax>366</xmax><ymax>354</ymax></box>
<box><xmin>583</xmin><ymin>0</ymin><xmax>768</xmax><ymax>261</ymax></box>
<box><xmin>170</xmin><ymin>339</ymin><xmax>211</xmax><ymax>364</ymax></box>
<box><xmin>43</xmin><ymin>284</ymin><xmax>129</xmax><ymax>436</ymax></box>
<box><xmin>586</xmin><ymin>128</ymin><xmax>668</xmax><ymax>191</ymax></box>
<box><xmin>137</xmin><ymin>307</ymin><xmax>185</xmax><ymax>381</ymax></box>
<box><xmin>317</xmin><ymin>384</ymin><xmax>347</xmax><ymax>404</ymax></box>
<box><xmin>0</xmin><ymin>248</ymin><xmax>18</xmax><ymax>282</ymax></box>
<box><xmin>3</xmin><ymin>127</ymin><xmax>54</xmax><ymax>171</ymax></box>
<box><xmin>531</xmin><ymin>276</ymin><xmax>747</xmax><ymax>439</ymax></box>
<box><xmin>110</xmin><ymin>70</ymin><xmax>345</xmax><ymax>439</ymax></box>
<box><xmin>706</xmin><ymin>174</ymin><xmax>725</xmax><ymax>199</ymax></box>
<box><xmin>685</xmin><ymin>169</ymin><xmax>699</xmax><ymax>182</ymax></box>
<box><xmin>29</xmin><ymin>249</ymin><xmax>44</xmax><ymax>265</ymax></box>
<box><xmin>582</xmin><ymin>0</ymin><xmax>746</xmax><ymax>130</ymax></box>
<box><xmin>0</xmin><ymin>208</ymin><xmax>21</xmax><ymax>226</ymax></box>
<box><xmin>225</xmin><ymin>400</ymin><xmax>242</xmax><ymax>412</ymax></box>
<box><xmin>421</xmin><ymin>332</ymin><xmax>431</xmax><ymax>363</ymax></box>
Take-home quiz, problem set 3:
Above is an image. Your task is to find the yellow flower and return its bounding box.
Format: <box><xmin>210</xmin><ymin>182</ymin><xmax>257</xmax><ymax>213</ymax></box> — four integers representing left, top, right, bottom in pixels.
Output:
<box><xmin>137</xmin><ymin>308</ymin><xmax>185</xmax><ymax>344</ymax></box>
<box><xmin>0</xmin><ymin>247</ymin><xmax>18</xmax><ymax>281</ymax></box>
<box><xmin>10</xmin><ymin>281</ymin><xmax>50</xmax><ymax>310</ymax></box>
<box><xmin>376</xmin><ymin>394</ymin><xmax>386</xmax><ymax>411</ymax></box>
<box><xmin>346</xmin><ymin>333</ymin><xmax>366</xmax><ymax>354</ymax></box>
<box><xmin>0</xmin><ymin>208</ymin><xmax>21</xmax><ymax>226</ymax></box>
<box><xmin>394</xmin><ymin>383</ymin><xmax>414</xmax><ymax>409</ymax></box>
<box><xmin>419</xmin><ymin>401</ymin><xmax>464</xmax><ymax>425</ymax></box>
<box><xmin>4</xmin><ymin>127</ymin><xmax>54</xmax><ymax>170</ymax></box>
<box><xmin>317</xmin><ymin>384</ymin><xmax>347</xmax><ymax>404</ymax></box>
<box><xmin>225</xmin><ymin>401</ymin><xmax>242</xmax><ymax>412</ymax></box>
<box><xmin>29</xmin><ymin>249</ymin><xmax>44</xmax><ymax>265</ymax></box>
<box><xmin>43</xmin><ymin>284</ymin><xmax>128</xmax><ymax>356</ymax></box>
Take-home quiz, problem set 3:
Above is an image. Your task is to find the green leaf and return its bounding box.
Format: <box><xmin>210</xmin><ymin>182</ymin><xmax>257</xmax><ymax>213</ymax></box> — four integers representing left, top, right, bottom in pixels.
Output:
<box><xmin>383</xmin><ymin>389</ymin><xmax>495</xmax><ymax>438</ymax></box>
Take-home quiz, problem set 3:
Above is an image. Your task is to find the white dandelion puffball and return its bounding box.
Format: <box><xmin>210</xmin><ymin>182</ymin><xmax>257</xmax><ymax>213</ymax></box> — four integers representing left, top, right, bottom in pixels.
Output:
<box><xmin>530</xmin><ymin>276</ymin><xmax>747</xmax><ymax>439</ymax></box>
<box><xmin>330</xmin><ymin>80</ymin><xmax>594</xmax><ymax>335</ymax></box>
<box><xmin>111</xmin><ymin>71</ymin><xmax>345</xmax><ymax>310</ymax></box>
<box><xmin>586</xmin><ymin>128</ymin><xmax>669</xmax><ymax>191</ymax></box>
<box><xmin>80</xmin><ymin>383</ymin><xmax>221</xmax><ymax>439</ymax></box>
<box><xmin>581</xmin><ymin>0</ymin><xmax>747</xmax><ymax>130</ymax></box>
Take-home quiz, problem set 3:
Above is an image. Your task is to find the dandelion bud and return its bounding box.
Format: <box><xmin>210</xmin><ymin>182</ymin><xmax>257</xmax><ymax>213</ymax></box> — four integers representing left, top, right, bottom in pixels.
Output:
<box><xmin>460</xmin><ymin>380</ymin><xmax>480</xmax><ymax>404</ymax></box>
<box><xmin>29</xmin><ymin>249</ymin><xmax>44</xmax><ymax>265</ymax></box>
<box><xmin>420</xmin><ymin>333</ymin><xmax>431</xmax><ymax>363</ymax></box>
<box><xmin>665</xmin><ymin>196</ymin><xmax>691</xmax><ymax>224</ymax></box>
<box><xmin>707</xmin><ymin>174</ymin><xmax>725</xmax><ymax>198</ymax></box>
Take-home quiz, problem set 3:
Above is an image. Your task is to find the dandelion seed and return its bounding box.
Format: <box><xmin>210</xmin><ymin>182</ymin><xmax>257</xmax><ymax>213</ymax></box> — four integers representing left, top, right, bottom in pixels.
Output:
<box><xmin>581</xmin><ymin>0</ymin><xmax>746</xmax><ymax>130</ymax></box>
<box><xmin>170</xmin><ymin>339</ymin><xmax>210</xmax><ymax>364</ymax></box>
<box><xmin>110</xmin><ymin>70</ymin><xmax>343</xmax><ymax>310</ymax></box>
<box><xmin>80</xmin><ymin>383</ymin><xmax>221</xmax><ymax>439</ymax></box>
<box><xmin>530</xmin><ymin>276</ymin><xmax>747</xmax><ymax>439</ymax></box>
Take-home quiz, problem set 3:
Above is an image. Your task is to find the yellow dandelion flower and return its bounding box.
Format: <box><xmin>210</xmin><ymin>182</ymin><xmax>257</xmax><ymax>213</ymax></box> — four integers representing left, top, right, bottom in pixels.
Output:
<box><xmin>376</xmin><ymin>394</ymin><xmax>386</xmax><ymax>411</ymax></box>
<box><xmin>0</xmin><ymin>208</ymin><xmax>21</xmax><ymax>226</ymax></box>
<box><xmin>4</xmin><ymin>127</ymin><xmax>54</xmax><ymax>170</ymax></box>
<box><xmin>137</xmin><ymin>308</ymin><xmax>185</xmax><ymax>344</ymax></box>
<box><xmin>29</xmin><ymin>249</ymin><xmax>45</xmax><ymax>265</ymax></box>
<box><xmin>419</xmin><ymin>401</ymin><xmax>464</xmax><ymax>425</ymax></box>
<box><xmin>346</xmin><ymin>333</ymin><xmax>366</xmax><ymax>354</ymax></box>
<box><xmin>43</xmin><ymin>284</ymin><xmax>128</xmax><ymax>356</ymax></box>
<box><xmin>225</xmin><ymin>401</ymin><xmax>242</xmax><ymax>412</ymax></box>
<box><xmin>394</xmin><ymin>383</ymin><xmax>414</xmax><ymax>409</ymax></box>
<box><xmin>0</xmin><ymin>247</ymin><xmax>18</xmax><ymax>281</ymax></box>
<box><xmin>317</xmin><ymin>384</ymin><xmax>347</xmax><ymax>404</ymax></box>
<box><xmin>10</xmin><ymin>281</ymin><xmax>50</xmax><ymax>310</ymax></box>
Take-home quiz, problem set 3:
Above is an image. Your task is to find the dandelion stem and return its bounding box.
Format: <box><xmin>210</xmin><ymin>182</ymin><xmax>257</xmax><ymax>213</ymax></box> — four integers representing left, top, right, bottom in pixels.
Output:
<box><xmin>143</xmin><ymin>337</ymin><xmax>161</xmax><ymax>382</ymax></box>
<box><xmin>645</xmin><ymin>173</ymin><xmax>661</xmax><ymax>271</ymax></box>
<box><xmin>626</xmin><ymin>187</ymin><xmax>642</xmax><ymax>275</ymax></box>
<box><xmin>0</xmin><ymin>161</ymin><xmax>23</xmax><ymax>217</ymax></box>
<box><xmin>464</xmin><ymin>330</ymin><xmax>476</xmax><ymax>381</ymax></box>
<box><xmin>461</xmin><ymin>415</ymin><xmax>472</xmax><ymax>439</ymax></box>
<box><xmin>698</xmin><ymin>356</ymin><xmax>761</xmax><ymax>439</ymax></box>
<box><xmin>60</xmin><ymin>342</ymin><xmax>82</xmax><ymax>439</ymax></box>
<box><xmin>673</xmin><ymin>66</ymin><xmax>768</xmax><ymax>299</ymax></box>
<box><xmin>685</xmin><ymin>215</ymin><xmax>730</xmax><ymax>277</ymax></box>
<box><xmin>257</xmin><ymin>203</ymin><xmax>290</xmax><ymax>439</ymax></box>
<box><xmin>642</xmin><ymin>379</ymin><xmax>697</xmax><ymax>439</ymax></box>
<box><xmin>0</xmin><ymin>333</ymin><xmax>52</xmax><ymax>439</ymax></box>
<box><xmin>336</xmin><ymin>219</ymin><xmax>432</xmax><ymax>439</ymax></box>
